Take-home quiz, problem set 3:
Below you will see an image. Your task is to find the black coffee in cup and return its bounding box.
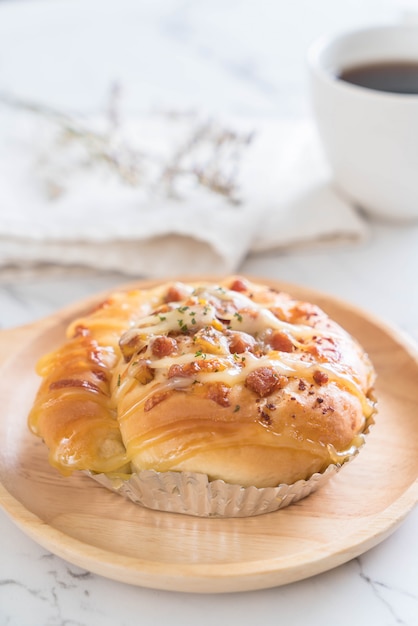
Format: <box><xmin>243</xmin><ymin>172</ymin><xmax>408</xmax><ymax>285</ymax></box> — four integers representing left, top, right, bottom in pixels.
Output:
<box><xmin>339</xmin><ymin>61</ymin><xmax>418</xmax><ymax>94</ymax></box>
<box><xmin>308</xmin><ymin>24</ymin><xmax>418</xmax><ymax>220</ymax></box>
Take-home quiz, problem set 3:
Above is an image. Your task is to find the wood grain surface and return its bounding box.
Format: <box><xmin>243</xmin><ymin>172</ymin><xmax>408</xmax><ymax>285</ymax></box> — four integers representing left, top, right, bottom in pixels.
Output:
<box><xmin>0</xmin><ymin>276</ymin><xmax>417</xmax><ymax>593</ymax></box>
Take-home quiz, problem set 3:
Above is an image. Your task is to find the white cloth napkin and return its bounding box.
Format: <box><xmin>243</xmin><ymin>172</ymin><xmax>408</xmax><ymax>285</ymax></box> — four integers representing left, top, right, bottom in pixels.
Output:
<box><xmin>0</xmin><ymin>104</ymin><xmax>367</xmax><ymax>278</ymax></box>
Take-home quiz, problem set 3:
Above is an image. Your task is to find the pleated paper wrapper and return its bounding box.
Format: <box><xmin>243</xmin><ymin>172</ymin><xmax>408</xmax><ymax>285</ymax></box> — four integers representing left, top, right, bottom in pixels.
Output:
<box><xmin>86</xmin><ymin>463</ymin><xmax>343</xmax><ymax>518</ymax></box>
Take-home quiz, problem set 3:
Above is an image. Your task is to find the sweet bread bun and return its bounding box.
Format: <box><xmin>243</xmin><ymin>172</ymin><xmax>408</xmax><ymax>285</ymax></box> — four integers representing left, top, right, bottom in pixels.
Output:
<box><xmin>28</xmin><ymin>276</ymin><xmax>376</xmax><ymax>493</ymax></box>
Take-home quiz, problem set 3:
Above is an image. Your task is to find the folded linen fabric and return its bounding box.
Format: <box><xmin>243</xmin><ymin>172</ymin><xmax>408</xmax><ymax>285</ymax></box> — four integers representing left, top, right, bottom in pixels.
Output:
<box><xmin>0</xmin><ymin>101</ymin><xmax>366</xmax><ymax>277</ymax></box>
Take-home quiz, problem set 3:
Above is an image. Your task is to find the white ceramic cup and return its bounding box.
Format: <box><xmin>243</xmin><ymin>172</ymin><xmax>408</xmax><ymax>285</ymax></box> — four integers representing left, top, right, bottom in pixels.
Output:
<box><xmin>308</xmin><ymin>24</ymin><xmax>418</xmax><ymax>221</ymax></box>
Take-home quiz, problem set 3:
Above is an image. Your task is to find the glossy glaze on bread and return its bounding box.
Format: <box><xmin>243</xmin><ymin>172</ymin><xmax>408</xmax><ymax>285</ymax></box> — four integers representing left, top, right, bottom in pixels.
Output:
<box><xmin>28</xmin><ymin>276</ymin><xmax>376</xmax><ymax>487</ymax></box>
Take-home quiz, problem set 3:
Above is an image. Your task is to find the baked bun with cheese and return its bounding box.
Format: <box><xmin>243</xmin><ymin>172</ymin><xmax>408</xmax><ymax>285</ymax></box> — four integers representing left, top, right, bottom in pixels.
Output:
<box><xmin>28</xmin><ymin>276</ymin><xmax>376</xmax><ymax>516</ymax></box>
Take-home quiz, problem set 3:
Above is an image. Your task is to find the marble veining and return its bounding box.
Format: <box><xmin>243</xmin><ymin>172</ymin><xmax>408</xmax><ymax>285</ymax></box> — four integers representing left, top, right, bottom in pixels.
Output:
<box><xmin>355</xmin><ymin>557</ymin><xmax>417</xmax><ymax>626</ymax></box>
<box><xmin>0</xmin><ymin>503</ymin><xmax>417</xmax><ymax>624</ymax></box>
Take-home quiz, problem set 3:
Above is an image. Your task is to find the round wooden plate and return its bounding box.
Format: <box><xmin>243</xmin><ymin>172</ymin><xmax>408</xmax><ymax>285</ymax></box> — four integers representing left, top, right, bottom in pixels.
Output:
<box><xmin>0</xmin><ymin>277</ymin><xmax>417</xmax><ymax>593</ymax></box>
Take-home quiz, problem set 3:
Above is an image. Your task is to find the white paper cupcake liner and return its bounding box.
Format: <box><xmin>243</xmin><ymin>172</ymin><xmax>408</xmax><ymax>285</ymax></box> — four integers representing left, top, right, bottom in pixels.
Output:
<box><xmin>86</xmin><ymin>462</ymin><xmax>344</xmax><ymax>517</ymax></box>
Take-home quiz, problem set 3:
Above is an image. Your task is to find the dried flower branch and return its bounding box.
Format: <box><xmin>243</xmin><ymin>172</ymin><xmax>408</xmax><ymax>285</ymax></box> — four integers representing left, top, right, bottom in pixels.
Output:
<box><xmin>160</xmin><ymin>119</ymin><xmax>254</xmax><ymax>204</ymax></box>
<box><xmin>0</xmin><ymin>88</ymin><xmax>254</xmax><ymax>205</ymax></box>
<box><xmin>0</xmin><ymin>90</ymin><xmax>146</xmax><ymax>188</ymax></box>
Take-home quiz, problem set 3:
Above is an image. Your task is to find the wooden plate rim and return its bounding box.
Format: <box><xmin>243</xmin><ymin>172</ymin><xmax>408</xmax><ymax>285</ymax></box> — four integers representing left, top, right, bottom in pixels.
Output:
<box><xmin>0</xmin><ymin>275</ymin><xmax>417</xmax><ymax>593</ymax></box>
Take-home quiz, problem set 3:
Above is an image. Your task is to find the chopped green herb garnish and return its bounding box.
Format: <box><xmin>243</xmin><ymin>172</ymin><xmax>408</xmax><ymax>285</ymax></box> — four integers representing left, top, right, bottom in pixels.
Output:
<box><xmin>178</xmin><ymin>319</ymin><xmax>188</xmax><ymax>332</ymax></box>
<box><xmin>233</xmin><ymin>404</ymin><xmax>241</xmax><ymax>412</ymax></box>
<box><xmin>234</xmin><ymin>311</ymin><xmax>243</xmax><ymax>322</ymax></box>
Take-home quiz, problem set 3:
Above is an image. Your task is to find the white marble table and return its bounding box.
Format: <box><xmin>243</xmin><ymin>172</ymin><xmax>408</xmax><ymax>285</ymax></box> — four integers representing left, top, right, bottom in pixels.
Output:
<box><xmin>1</xmin><ymin>222</ymin><xmax>418</xmax><ymax>626</ymax></box>
<box><xmin>0</xmin><ymin>1</ymin><xmax>417</xmax><ymax>624</ymax></box>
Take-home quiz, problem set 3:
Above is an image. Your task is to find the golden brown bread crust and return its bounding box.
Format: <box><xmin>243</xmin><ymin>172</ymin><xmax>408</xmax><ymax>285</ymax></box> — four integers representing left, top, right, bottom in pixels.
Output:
<box><xmin>28</xmin><ymin>276</ymin><xmax>376</xmax><ymax>488</ymax></box>
<box><xmin>28</xmin><ymin>289</ymin><xmax>154</xmax><ymax>474</ymax></box>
